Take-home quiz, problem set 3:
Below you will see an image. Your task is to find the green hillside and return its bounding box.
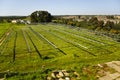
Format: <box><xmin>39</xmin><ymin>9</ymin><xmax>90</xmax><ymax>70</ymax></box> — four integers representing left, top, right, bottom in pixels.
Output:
<box><xmin>0</xmin><ymin>23</ymin><xmax>120</xmax><ymax>79</ymax></box>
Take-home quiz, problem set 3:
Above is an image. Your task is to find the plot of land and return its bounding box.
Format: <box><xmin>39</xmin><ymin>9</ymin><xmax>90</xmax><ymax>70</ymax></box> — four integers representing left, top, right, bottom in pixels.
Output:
<box><xmin>0</xmin><ymin>23</ymin><xmax>120</xmax><ymax>79</ymax></box>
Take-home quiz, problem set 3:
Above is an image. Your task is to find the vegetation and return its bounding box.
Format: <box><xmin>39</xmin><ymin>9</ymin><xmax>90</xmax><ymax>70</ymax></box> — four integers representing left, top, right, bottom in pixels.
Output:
<box><xmin>52</xmin><ymin>16</ymin><xmax>120</xmax><ymax>33</ymax></box>
<box><xmin>52</xmin><ymin>16</ymin><xmax>120</xmax><ymax>42</ymax></box>
<box><xmin>0</xmin><ymin>16</ymin><xmax>27</xmax><ymax>23</ymax></box>
<box><xmin>30</xmin><ymin>11</ymin><xmax>52</xmax><ymax>23</ymax></box>
<box><xmin>0</xmin><ymin>23</ymin><xmax>120</xmax><ymax>79</ymax></box>
<box><xmin>0</xmin><ymin>23</ymin><xmax>12</xmax><ymax>39</ymax></box>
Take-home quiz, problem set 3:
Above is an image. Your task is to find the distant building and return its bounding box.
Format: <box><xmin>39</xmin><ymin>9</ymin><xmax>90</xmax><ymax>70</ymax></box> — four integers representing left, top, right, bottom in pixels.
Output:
<box><xmin>11</xmin><ymin>19</ymin><xmax>31</xmax><ymax>24</ymax></box>
<box><xmin>11</xmin><ymin>20</ymin><xmax>17</xmax><ymax>23</ymax></box>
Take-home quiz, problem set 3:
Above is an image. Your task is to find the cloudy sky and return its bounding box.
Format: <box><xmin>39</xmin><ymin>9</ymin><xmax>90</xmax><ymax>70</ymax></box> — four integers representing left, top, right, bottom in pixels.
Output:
<box><xmin>0</xmin><ymin>0</ymin><xmax>120</xmax><ymax>16</ymax></box>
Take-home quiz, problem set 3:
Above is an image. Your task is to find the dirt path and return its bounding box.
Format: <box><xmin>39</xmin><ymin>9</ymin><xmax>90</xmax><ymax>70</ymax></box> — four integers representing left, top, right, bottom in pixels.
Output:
<box><xmin>99</xmin><ymin>61</ymin><xmax>120</xmax><ymax>80</ymax></box>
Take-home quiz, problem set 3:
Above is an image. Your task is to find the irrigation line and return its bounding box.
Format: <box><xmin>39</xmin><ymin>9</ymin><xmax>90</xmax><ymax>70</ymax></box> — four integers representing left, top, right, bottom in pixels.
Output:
<box><xmin>29</xmin><ymin>27</ymin><xmax>66</xmax><ymax>55</ymax></box>
<box><xmin>22</xmin><ymin>29</ymin><xmax>31</xmax><ymax>53</ymax></box>
<box><xmin>26</xmin><ymin>31</ymin><xmax>42</xmax><ymax>58</ymax></box>
<box><xmin>13</xmin><ymin>31</ymin><xmax>17</xmax><ymax>62</ymax></box>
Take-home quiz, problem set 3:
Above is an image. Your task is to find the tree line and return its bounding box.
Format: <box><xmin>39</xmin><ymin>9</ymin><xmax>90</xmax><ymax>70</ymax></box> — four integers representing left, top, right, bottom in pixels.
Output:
<box><xmin>52</xmin><ymin>17</ymin><xmax>120</xmax><ymax>34</ymax></box>
<box><xmin>1</xmin><ymin>11</ymin><xmax>120</xmax><ymax>35</ymax></box>
<box><xmin>0</xmin><ymin>16</ymin><xmax>27</xmax><ymax>23</ymax></box>
<box><xmin>0</xmin><ymin>10</ymin><xmax>120</xmax><ymax>41</ymax></box>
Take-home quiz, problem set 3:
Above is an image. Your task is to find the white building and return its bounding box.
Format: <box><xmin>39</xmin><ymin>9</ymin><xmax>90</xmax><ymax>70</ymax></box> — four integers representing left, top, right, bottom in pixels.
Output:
<box><xmin>11</xmin><ymin>20</ymin><xmax>17</xmax><ymax>23</ymax></box>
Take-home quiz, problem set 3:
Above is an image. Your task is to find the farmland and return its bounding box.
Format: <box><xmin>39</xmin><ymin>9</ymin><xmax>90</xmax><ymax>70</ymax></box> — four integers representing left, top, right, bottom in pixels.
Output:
<box><xmin>0</xmin><ymin>23</ymin><xmax>120</xmax><ymax>79</ymax></box>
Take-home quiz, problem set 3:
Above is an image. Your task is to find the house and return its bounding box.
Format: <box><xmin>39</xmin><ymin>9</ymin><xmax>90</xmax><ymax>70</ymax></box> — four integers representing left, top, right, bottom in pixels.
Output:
<box><xmin>11</xmin><ymin>20</ymin><xmax>17</xmax><ymax>23</ymax></box>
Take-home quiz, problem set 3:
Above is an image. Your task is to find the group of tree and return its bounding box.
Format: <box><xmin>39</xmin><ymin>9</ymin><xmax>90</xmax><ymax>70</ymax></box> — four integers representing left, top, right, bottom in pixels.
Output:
<box><xmin>30</xmin><ymin>11</ymin><xmax>52</xmax><ymax>23</ymax></box>
<box><xmin>106</xmin><ymin>15</ymin><xmax>114</xmax><ymax>19</ymax></box>
<box><xmin>88</xmin><ymin>17</ymin><xmax>119</xmax><ymax>33</ymax></box>
<box><xmin>0</xmin><ymin>10</ymin><xmax>52</xmax><ymax>23</ymax></box>
<box><xmin>52</xmin><ymin>16</ymin><xmax>120</xmax><ymax>34</ymax></box>
<box><xmin>1</xmin><ymin>10</ymin><xmax>119</xmax><ymax>34</ymax></box>
<box><xmin>0</xmin><ymin>16</ymin><xmax>26</xmax><ymax>23</ymax></box>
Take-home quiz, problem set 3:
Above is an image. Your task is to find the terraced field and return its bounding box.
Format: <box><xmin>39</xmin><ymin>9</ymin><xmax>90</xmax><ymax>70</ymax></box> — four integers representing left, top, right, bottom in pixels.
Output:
<box><xmin>0</xmin><ymin>23</ymin><xmax>120</xmax><ymax>79</ymax></box>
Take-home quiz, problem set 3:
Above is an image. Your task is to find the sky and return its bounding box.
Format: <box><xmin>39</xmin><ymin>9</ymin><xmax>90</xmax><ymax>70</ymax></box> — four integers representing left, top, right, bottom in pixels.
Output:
<box><xmin>0</xmin><ymin>0</ymin><xmax>120</xmax><ymax>16</ymax></box>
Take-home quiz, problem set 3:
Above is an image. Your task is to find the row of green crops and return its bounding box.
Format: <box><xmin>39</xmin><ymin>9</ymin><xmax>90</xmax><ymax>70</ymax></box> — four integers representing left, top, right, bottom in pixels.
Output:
<box><xmin>34</xmin><ymin>24</ymin><xmax>119</xmax><ymax>55</ymax></box>
<box><xmin>0</xmin><ymin>23</ymin><xmax>12</xmax><ymax>39</ymax></box>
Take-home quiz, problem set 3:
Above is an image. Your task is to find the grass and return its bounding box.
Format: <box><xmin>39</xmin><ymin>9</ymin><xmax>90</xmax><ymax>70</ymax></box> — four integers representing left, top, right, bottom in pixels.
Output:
<box><xmin>0</xmin><ymin>23</ymin><xmax>11</xmax><ymax>39</ymax></box>
<box><xmin>0</xmin><ymin>23</ymin><xmax>120</xmax><ymax>80</ymax></box>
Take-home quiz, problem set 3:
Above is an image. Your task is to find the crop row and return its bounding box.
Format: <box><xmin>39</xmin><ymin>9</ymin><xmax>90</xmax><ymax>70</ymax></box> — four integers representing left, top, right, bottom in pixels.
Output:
<box><xmin>47</xmin><ymin>24</ymin><xmax>118</xmax><ymax>45</ymax></box>
<box><xmin>51</xmin><ymin>29</ymin><xmax>112</xmax><ymax>54</ymax></box>
<box><xmin>35</xmin><ymin>24</ymin><xmax>118</xmax><ymax>55</ymax></box>
<box><xmin>29</xmin><ymin>27</ymin><xmax>66</xmax><ymax>55</ymax></box>
<box><xmin>25</xmin><ymin>27</ymin><xmax>64</xmax><ymax>59</ymax></box>
<box><xmin>51</xmin><ymin>25</ymin><xmax>120</xmax><ymax>52</ymax></box>
<box><xmin>31</xmin><ymin>26</ymin><xmax>94</xmax><ymax>57</ymax></box>
<box><xmin>22</xmin><ymin>29</ymin><xmax>31</xmax><ymax>53</ymax></box>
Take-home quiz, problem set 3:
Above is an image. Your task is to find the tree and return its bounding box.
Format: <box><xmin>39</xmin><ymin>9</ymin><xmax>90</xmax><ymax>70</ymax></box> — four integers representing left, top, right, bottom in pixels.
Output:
<box><xmin>104</xmin><ymin>21</ymin><xmax>114</xmax><ymax>31</ymax></box>
<box><xmin>30</xmin><ymin>11</ymin><xmax>52</xmax><ymax>23</ymax></box>
<box><xmin>89</xmin><ymin>17</ymin><xmax>99</xmax><ymax>30</ymax></box>
<box><xmin>97</xmin><ymin>20</ymin><xmax>104</xmax><ymax>28</ymax></box>
<box><xmin>106</xmin><ymin>16</ymin><xmax>114</xmax><ymax>19</ymax></box>
<box><xmin>89</xmin><ymin>17</ymin><xmax>98</xmax><ymax>26</ymax></box>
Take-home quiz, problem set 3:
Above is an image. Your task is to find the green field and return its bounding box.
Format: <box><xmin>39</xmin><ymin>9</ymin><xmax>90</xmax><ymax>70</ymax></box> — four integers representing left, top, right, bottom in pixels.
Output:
<box><xmin>0</xmin><ymin>23</ymin><xmax>120</xmax><ymax>79</ymax></box>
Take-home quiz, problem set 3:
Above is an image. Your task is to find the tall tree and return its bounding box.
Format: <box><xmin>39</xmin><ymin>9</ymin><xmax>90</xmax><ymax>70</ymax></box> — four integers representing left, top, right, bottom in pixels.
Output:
<box><xmin>89</xmin><ymin>17</ymin><xmax>99</xmax><ymax>30</ymax></box>
<box><xmin>97</xmin><ymin>20</ymin><xmax>104</xmax><ymax>28</ymax></box>
<box><xmin>89</xmin><ymin>17</ymin><xmax>98</xmax><ymax>26</ymax></box>
<box><xmin>104</xmin><ymin>21</ymin><xmax>114</xmax><ymax>31</ymax></box>
<box><xmin>30</xmin><ymin>11</ymin><xmax>52</xmax><ymax>23</ymax></box>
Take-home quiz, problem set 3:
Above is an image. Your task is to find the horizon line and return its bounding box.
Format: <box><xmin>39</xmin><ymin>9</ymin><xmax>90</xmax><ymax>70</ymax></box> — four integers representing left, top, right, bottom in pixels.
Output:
<box><xmin>0</xmin><ymin>14</ymin><xmax>120</xmax><ymax>17</ymax></box>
